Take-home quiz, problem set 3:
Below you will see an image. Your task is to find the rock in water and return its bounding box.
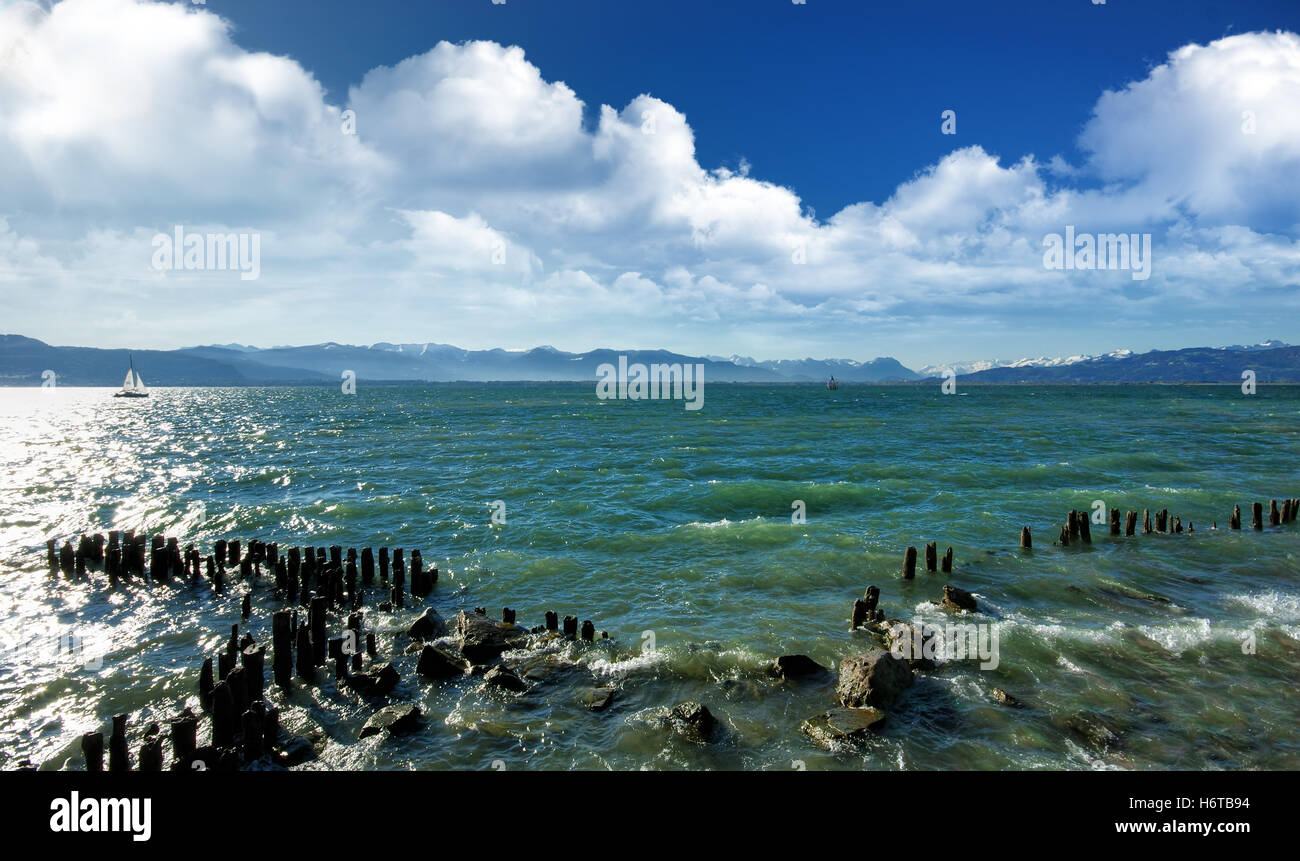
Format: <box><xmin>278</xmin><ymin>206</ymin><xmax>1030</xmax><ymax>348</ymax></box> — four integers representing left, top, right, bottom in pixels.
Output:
<box><xmin>668</xmin><ymin>701</ymin><xmax>717</xmax><ymax>742</ymax></box>
<box><xmin>456</xmin><ymin>610</ymin><xmax>526</xmax><ymax>664</ymax></box>
<box><xmin>837</xmin><ymin>650</ymin><xmax>914</xmax><ymax>709</ymax></box>
<box><xmin>771</xmin><ymin>654</ymin><xmax>830</xmax><ymax>679</ymax></box>
<box><xmin>992</xmin><ymin>687</ymin><xmax>1023</xmax><ymax>708</ymax></box>
<box><xmin>359</xmin><ymin>704</ymin><xmax>421</xmax><ymax>738</ymax></box>
<box><xmin>483</xmin><ymin>665</ymin><xmax>528</xmax><ymax>692</ymax></box>
<box><xmin>940</xmin><ymin>584</ymin><xmax>978</xmax><ymax>612</ymax></box>
<box><xmin>407</xmin><ymin>607</ymin><xmax>447</xmax><ymax>641</ymax></box>
<box><xmin>801</xmin><ymin>707</ymin><xmax>887</xmax><ymax>748</ymax></box>
<box><xmin>582</xmin><ymin>687</ymin><xmax>617</xmax><ymax>712</ymax></box>
<box><xmin>344</xmin><ymin>663</ymin><xmax>400</xmax><ymax>697</ymax></box>
<box><xmin>416</xmin><ymin>645</ymin><xmax>467</xmax><ymax>679</ymax></box>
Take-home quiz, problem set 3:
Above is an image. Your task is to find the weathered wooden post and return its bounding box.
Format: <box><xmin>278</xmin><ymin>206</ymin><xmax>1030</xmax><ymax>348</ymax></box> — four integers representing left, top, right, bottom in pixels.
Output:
<box><xmin>851</xmin><ymin>599</ymin><xmax>869</xmax><ymax>629</ymax></box>
<box><xmin>272</xmin><ymin>610</ymin><xmax>292</xmax><ymax>689</ymax></box>
<box><xmin>503</xmin><ymin>607</ymin><xmax>516</xmax><ymax>624</ymax></box>
<box><xmin>138</xmin><ymin>738</ymin><xmax>163</xmax><ymax>772</ymax></box>
<box><xmin>1079</xmin><ymin>514</ymin><xmax>1092</xmax><ymax>544</ymax></box>
<box><xmin>241</xmin><ymin>593</ymin><xmax>251</xmax><ymax>620</ymax></box>
<box><xmin>241</xmin><ymin>645</ymin><xmax>265</xmax><ymax>701</ymax></box>
<box><xmin>211</xmin><ymin>681</ymin><xmax>234</xmax><ymax>747</ymax></box>
<box><xmin>393</xmin><ymin>548</ymin><xmax>406</xmax><ymax>593</ymax></box>
<box><xmin>200</xmin><ymin>657</ymin><xmax>214</xmax><ymax>711</ymax></box>
<box><xmin>227</xmin><ymin>666</ymin><xmax>248</xmax><ymax>721</ymax></box>
<box><xmin>361</xmin><ymin>547</ymin><xmax>375</xmax><ymax>585</ymax></box>
<box><xmin>863</xmin><ymin>585</ymin><xmax>880</xmax><ymax>614</ymax></box>
<box><xmin>563</xmin><ymin>615</ymin><xmax>578</xmax><ymax>639</ymax></box>
<box><xmin>171</xmin><ymin>712</ymin><xmax>198</xmax><ymax>765</ymax></box>
<box><xmin>1068</xmin><ymin>510</ymin><xmax>1080</xmax><ymax>540</ymax></box>
<box><xmin>581</xmin><ymin>620</ymin><xmax>595</xmax><ymax>641</ymax></box>
<box><xmin>347</xmin><ymin>613</ymin><xmax>362</xmax><ymax>672</ymax></box>
<box><xmin>379</xmin><ymin>547</ymin><xmax>390</xmax><ymax>583</ymax></box>
<box><xmin>1110</xmin><ymin>509</ymin><xmax>1121</xmax><ymax>536</ymax></box>
<box><xmin>109</xmin><ymin>714</ymin><xmax>129</xmax><ymax>772</ymax></box>
<box><xmin>1143</xmin><ymin>509</ymin><xmax>1152</xmax><ymax>534</ymax></box>
<box><xmin>1230</xmin><ymin>505</ymin><xmax>1242</xmax><ymax>530</ymax></box>
<box><xmin>241</xmin><ymin>709</ymin><xmax>263</xmax><ymax>762</ymax></box>
<box><xmin>1252</xmin><ymin>502</ymin><xmax>1264</xmax><ymax>531</ymax></box>
<box><xmin>924</xmin><ymin>542</ymin><xmax>937</xmax><ymax>573</ymax></box>
<box><xmin>228</xmin><ymin>540</ymin><xmax>241</xmax><ymax>567</ymax></box>
<box><xmin>411</xmin><ymin>549</ymin><xmax>426</xmax><ymax>596</ymax></box>
<box><xmin>1020</xmin><ymin>526</ymin><xmax>1032</xmax><ymax>549</ymax></box>
<box><xmin>1125</xmin><ymin>511</ymin><xmax>1137</xmax><ymax>537</ymax></box>
<box><xmin>46</xmin><ymin>539</ymin><xmax>57</xmax><ymax>574</ymax></box>
<box><xmin>295</xmin><ymin>622</ymin><xmax>314</xmax><ymax>682</ymax></box>
<box><xmin>902</xmin><ymin>546</ymin><xmax>917</xmax><ymax>579</ymax></box>
<box><xmin>941</xmin><ymin>547</ymin><xmax>953</xmax><ymax>573</ymax></box>
<box><xmin>1173</xmin><ymin>516</ymin><xmax>1183</xmax><ymax>533</ymax></box>
<box><xmin>545</xmin><ymin>610</ymin><xmax>558</xmax><ymax>631</ymax></box>
<box><xmin>1270</xmin><ymin>499</ymin><xmax>1280</xmax><ymax>527</ymax></box>
<box><xmin>366</xmin><ymin>632</ymin><xmax>377</xmax><ymax>658</ymax></box>
<box><xmin>310</xmin><ymin>595</ymin><xmax>327</xmax><ymax>666</ymax></box>
<box><xmin>82</xmin><ymin>731</ymin><xmax>104</xmax><ymax>771</ymax></box>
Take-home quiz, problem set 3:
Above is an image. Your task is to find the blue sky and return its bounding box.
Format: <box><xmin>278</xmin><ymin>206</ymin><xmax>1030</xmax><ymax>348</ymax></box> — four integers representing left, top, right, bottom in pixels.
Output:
<box><xmin>1</xmin><ymin>0</ymin><xmax>1299</xmax><ymax>368</ymax></box>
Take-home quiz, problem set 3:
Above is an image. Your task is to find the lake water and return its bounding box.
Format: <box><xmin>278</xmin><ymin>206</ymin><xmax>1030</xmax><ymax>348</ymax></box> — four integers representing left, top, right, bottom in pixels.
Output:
<box><xmin>1</xmin><ymin>383</ymin><xmax>1298</xmax><ymax>770</ymax></box>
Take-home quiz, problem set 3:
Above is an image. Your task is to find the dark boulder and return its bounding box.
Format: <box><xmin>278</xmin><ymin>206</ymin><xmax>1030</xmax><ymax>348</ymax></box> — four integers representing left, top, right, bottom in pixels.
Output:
<box><xmin>456</xmin><ymin>610</ymin><xmax>527</xmax><ymax>664</ymax></box>
<box><xmin>940</xmin><ymin>584</ymin><xmax>977</xmax><ymax>612</ymax></box>
<box><xmin>801</xmin><ymin>707</ymin><xmax>887</xmax><ymax>748</ymax></box>
<box><xmin>668</xmin><ymin>701</ymin><xmax>717</xmax><ymax>742</ymax></box>
<box><xmin>582</xmin><ymin>686</ymin><xmax>617</xmax><ymax>712</ymax></box>
<box><xmin>416</xmin><ymin>645</ymin><xmax>467</xmax><ymax>679</ymax></box>
<box><xmin>483</xmin><ymin>665</ymin><xmax>527</xmax><ymax>693</ymax></box>
<box><xmin>359</xmin><ymin>704</ymin><xmax>421</xmax><ymax>738</ymax></box>
<box><xmin>344</xmin><ymin>662</ymin><xmax>400</xmax><ymax>697</ymax></box>
<box><xmin>837</xmin><ymin>649</ymin><xmax>914</xmax><ymax>709</ymax></box>
<box><xmin>992</xmin><ymin>687</ymin><xmax>1023</xmax><ymax>708</ymax></box>
<box><xmin>770</xmin><ymin>654</ymin><xmax>830</xmax><ymax>679</ymax></box>
<box><xmin>407</xmin><ymin>607</ymin><xmax>446</xmax><ymax>641</ymax></box>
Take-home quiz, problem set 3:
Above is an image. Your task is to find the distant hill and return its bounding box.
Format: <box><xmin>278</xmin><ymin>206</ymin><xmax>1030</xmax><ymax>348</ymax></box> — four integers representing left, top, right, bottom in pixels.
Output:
<box><xmin>939</xmin><ymin>345</ymin><xmax>1300</xmax><ymax>383</ymax></box>
<box><xmin>0</xmin><ymin>335</ymin><xmax>916</xmax><ymax>386</ymax></box>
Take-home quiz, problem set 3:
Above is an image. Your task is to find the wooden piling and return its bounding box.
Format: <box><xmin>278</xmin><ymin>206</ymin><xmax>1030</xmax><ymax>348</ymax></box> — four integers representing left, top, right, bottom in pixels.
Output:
<box><xmin>1230</xmin><ymin>505</ymin><xmax>1241</xmax><ymax>530</ymax></box>
<box><xmin>211</xmin><ymin>681</ymin><xmax>234</xmax><ymax>747</ymax></box>
<box><xmin>1068</xmin><ymin>510</ymin><xmax>1080</xmax><ymax>540</ymax></box>
<box><xmin>1020</xmin><ymin>526</ymin><xmax>1032</xmax><ymax>549</ymax></box>
<box><xmin>295</xmin><ymin>623</ymin><xmax>314</xmax><ymax>681</ymax></box>
<box><xmin>310</xmin><ymin>595</ymin><xmax>327</xmax><ymax>666</ymax></box>
<box><xmin>1270</xmin><ymin>499</ymin><xmax>1280</xmax><ymax>527</ymax></box>
<box><xmin>563</xmin><ymin>615</ymin><xmax>578</xmax><ymax>639</ymax></box>
<box><xmin>241</xmin><ymin>645</ymin><xmax>265</xmax><ymax>701</ymax></box>
<box><xmin>109</xmin><ymin>714</ymin><xmax>129</xmax><ymax>772</ymax></box>
<box><xmin>545</xmin><ymin>610</ymin><xmax>558</xmax><ymax>631</ymax></box>
<box><xmin>902</xmin><ymin>546</ymin><xmax>917</xmax><ymax>579</ymax></box>
<box><xmin>138</xmin><ymin>738</ymin><xmax>162</xmax><ymax>772</ymax></box>
<box><xmin>924</xmin><ymin>542</ymin><xmax>937</xmax><ymax>573</ymax></box>
<box><xmin>1125</xmin><ymin>511</ymin><xmax>1137</xmax><ymax>537</ymax></box>
<box><xmin>171</xmin><ymin>713</ymin><xmax>197</xmax><ymax>765</ymax></box>
<box><xmin>81</xmin><ymin>731</ymin><xmax>104</xmax><ymax>772</ymax></box>
<box><xmin>941</xmin><ymin>546</ymin><xmax>953</xmax><ymax>573</ymax></box>
<box><xmin>1252</xmin><ymin>502</ymin><xmax>1264</xmax><ymax>531</ymax></box>
<box><xmin>272</xmin><ymin>610</ymin><xmax>292</xmax><ymax>689</ymax></box>
<box><xmin>200</xmin><ymin>657</ymin><xmax>214</xmax><ymax>711</ymax></box>
<box><xmin>361</xmin><ymin>547</ymin><xmax>375</xmax><ymax>585</ymax></box>
<box><xmin>503</xmin><ymin>607</ymin><xmax>516</xmax><ymax>624</ymax></box>
<box><xmin>1110</xmin><ymin>509</ymin><xmax>1121</xmax><ymax>536</ymax></box>
<box><xmin>851</xmin><ymin>599</ymin><xmax>869</xmax><ymax>629</ymax></box>
<box><xmin>1143</xmin><ymin>509</ymin><xmax>1152</xmax><ymax>534</ymax></box>
<box><xmin>379</xmin><ymin>547</ymin><xmax>390</xmax><ymax>583</ymax></box>
<box><xmin>1079</xmin><ymin>514</ymin><xmax>1092</xmax><ymax>544</ymax></box>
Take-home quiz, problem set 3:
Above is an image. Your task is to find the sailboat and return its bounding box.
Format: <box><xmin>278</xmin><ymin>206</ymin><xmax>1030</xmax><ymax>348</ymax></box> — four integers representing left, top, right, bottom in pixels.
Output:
<box><xmin>114</xmin><ymin>353</ymin><xmax>149</xmax><ymax>398</ymax></box>
<box><xmin>826</xmin><ymin>375</ymin><xmax>839</xmax><ymax>390</ymax></box>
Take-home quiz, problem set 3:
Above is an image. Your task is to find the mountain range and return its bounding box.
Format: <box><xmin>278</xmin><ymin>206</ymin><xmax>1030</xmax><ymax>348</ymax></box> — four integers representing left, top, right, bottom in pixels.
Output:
<box><xmin>1</xmin><ymin>334</ymin><xmax>1297</xmax><ymax>386</ymax></box>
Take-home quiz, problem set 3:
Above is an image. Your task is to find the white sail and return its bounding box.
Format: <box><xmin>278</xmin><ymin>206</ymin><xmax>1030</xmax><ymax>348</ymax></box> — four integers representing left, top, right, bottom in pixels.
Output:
<box><xmin>134</xmin><ymin>371</ymin><xmax>147</xmax><ymax>392</ymax></box>
<box><xmin>122</xmin><ymin>369</ymin><xmax>136</xmax><ymax>391</ymax></box>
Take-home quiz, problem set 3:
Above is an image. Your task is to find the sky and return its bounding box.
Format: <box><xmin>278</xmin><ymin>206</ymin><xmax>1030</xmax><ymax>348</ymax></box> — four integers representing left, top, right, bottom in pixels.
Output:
<box><xmin>1</xmin><ymin>0</ymin><xmax>1299</xmax><ymax>369</ymax></box>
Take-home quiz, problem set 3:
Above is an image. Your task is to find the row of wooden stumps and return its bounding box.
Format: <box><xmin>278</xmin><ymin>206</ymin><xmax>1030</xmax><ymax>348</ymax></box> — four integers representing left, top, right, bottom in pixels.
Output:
<box><xmin>1009</xmin><ymin>496</ymin><xmax>1300</xmax><ymax>550</ymax></box>
<box><xmin>898</xmin><ymin>541</ymin><xmax>953</xmax><ymax>579</ymax></box>
<box><xmin>43</xmin><ymin>532</ymin><xmax>439</xmax><ymax>609</ymax></box>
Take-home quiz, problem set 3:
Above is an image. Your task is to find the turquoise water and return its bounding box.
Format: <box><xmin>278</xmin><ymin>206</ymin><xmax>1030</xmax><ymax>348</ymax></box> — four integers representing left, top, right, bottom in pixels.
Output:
<box><xmin>1</xmin><ymin>383</ymin><xmax>1299</xmax><ymax>770</ymax></box>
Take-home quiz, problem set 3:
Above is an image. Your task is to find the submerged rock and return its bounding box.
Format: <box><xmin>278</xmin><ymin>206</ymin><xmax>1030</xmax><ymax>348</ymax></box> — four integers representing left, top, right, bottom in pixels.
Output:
<box><xmin>801</xmin><ymin>707</ymin><xmax>887</xmax><ymax>748</ymax></box>
<box><xmin>940</xmin><ymin>584</ymin><xmax>978</xmax><ymax>613</ymax></box>
<box><xmin>483</xmin><ymin>665</ymin><xmax>527</xmax><ymax>693</ymax></box>
<box><xmin>582</xmin><ymin>686</ymin><xmax>617</xmax><ymax>712</ymax></box>
<box><xmin>668</xmin><ymin>701</ymin><xmax>717</xmax><ymax>742</ymax></box>
<box><xmin>417</xmin><ymin>645</ymin><xmax>468</xmax><ymax>679</ymax></box>
<box><xmin>407</xmin><ymin>608</ymin><xmax>447</xmax><ymax>641</ymax></box>
<box><xmin>360</xmin><ymin>704</ymin><xmax>421</xmax><ymax>738</ymax></box>
<box><xmin>771</xmin><ymin>654</ymin><xmax>830</xmax><ymax>679</ymax></box>
<box><xmin>837</xmin><ymin>649</ymin><xmax>914</xmax><ymax>709</ymax></box>
<box><xmin>1058</xmin><ymin>712</ymin><xmax>1121</xmax><ymax>752</ymax></box>
<box><xmin>344</xmin><ymin>662</ymin><xmax>400</xmax><ymax>697</ymax></box>
<box><xmin>992</xmin><ymin>687</ymin><xmax>1023</xmax><ymax>708</ymax></box>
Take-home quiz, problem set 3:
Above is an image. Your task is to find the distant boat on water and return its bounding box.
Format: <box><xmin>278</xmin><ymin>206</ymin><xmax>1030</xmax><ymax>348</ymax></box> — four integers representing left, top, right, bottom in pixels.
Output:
<box><xmin>114</xmin><ymin>354</ymin><xmax>149</xmax><ymax>398</ymax></box>
<box><xmin>826</xmin><ymin>375</ymin><xmax>839</xmax><ymax>390</ymax></box>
